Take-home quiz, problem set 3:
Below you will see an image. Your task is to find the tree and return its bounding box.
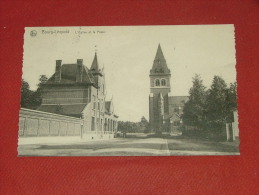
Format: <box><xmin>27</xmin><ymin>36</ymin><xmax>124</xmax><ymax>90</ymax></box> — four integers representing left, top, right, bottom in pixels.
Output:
<box><xmin>32</xmin><ymin>75</ymin><xmax>49</xmax><ymax>109</ymax></box>
<box><xmin>37</xmin><ymin>75</ymin><xmax>48</xmax><ymax>90</ymax></box>
<box><xmin>225</xmin><ymin>82</ymin><xmax>237</xmax><ymax>122</ymax></box>
<box><xmin>20</xmin><ymin>79</ymin><xmax>33</xmax><ymax>108</ymax></box>
<box><xmin>20</xmin><ymin>75</ymin><xmax>48</xmax><ymax>109</ymax></box>
<box><xmin>138</xmin><ymin>116</ymin><xmax>150</xmax><ymax>133</ymax></box>
<box><xmin>117</xmin><ymin>117</ymin><xmax>150</xmax><ymax>133</ymax></box>
<box><xmin>117</xmin><ymin>121</ymin><xmax>132</xmax><ymax>133</ymax></box>
<box><xmin>182</xmin><ymin>74</ymin><xmax>207</xmax><ymax>129</ymax></box>
<box><xmin>205</xmin><ymin>75</ymin><xmax>228</xmax><ymax>130</ymax></box>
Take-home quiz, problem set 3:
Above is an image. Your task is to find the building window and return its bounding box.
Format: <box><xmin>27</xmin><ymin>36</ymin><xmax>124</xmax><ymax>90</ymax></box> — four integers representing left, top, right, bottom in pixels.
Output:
<box><xmin>91</xmin><ymin>117</ymin><xmax>95</xmax><ymax>131</ymax></box>
<box><xmin>155</xmin><ymin>79</ymin><xmax>160</xmax><ymax>86</ymax></box>
<box><xmin>161</xmin><ymin>79</ymin><xmax>166</xmax><ymax>86</ymax></box>
<box><xmin>105</xmin><ymin>118</ymin><xmax>107</xmax><ymax>131</ymax></box>
<box><xmin>97</xmin><ymin>118</ymin><xmax>100</xmax><ymax>130</ymax></box>
<box><xmin>99</xmin><ymin>100</ymin><xmax>102</xmax><ymax>111</ymax></box>
<box><xmin>93</xmin><ymin>95</ymin><xmax>96</xmax><ymax>109</ymax></box>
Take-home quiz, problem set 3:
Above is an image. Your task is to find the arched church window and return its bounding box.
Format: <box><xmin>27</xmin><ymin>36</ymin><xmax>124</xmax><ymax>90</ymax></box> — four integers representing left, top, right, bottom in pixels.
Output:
<box><xmin>155</xmin><ymin>79</ymin><xmax>160</xmax><ymax>86</ymax></box>
<box><xmin>161</xmin><ymin>79</ymin><xmax>166</xmax><ymax>86</ymax></box>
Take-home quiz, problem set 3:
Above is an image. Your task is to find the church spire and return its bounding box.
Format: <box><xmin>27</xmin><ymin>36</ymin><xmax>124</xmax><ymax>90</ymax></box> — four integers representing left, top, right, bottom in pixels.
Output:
<box><xmin>90</xmin><ymin>52</ymin><xmax>99</xmax><ymax>72</ymax></box>
<box><xmin>150</xmin><ymin>44</ymin><xmax>170</xmax><ymax>75</ymax></box>
<box><xmin>90</xmin><ymin>52</ymin><xmax>102</xmax><ymax>76</ymax></box>
<box><xmin>155</xmin><ymin>43</ymin><xmax>165</xmax><ymax>61</ymax></box>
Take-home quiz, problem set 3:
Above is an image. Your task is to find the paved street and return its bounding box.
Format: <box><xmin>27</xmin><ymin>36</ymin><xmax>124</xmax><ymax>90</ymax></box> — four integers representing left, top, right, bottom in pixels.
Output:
<box><xmin>18</xmin><ymin>136</ymin><xmax>239</xmax><ymax>156</ymax></box>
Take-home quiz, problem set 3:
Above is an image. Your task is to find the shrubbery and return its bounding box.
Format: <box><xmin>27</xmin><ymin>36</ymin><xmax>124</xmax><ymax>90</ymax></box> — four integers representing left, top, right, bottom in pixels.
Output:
<box><xmin>118</xmin><ymin>116</ymin><xmax>150</xmax><ymax>133</ymax></box>
<box><xmin>21</xmin><ymin>75</ymin><xmax>48</xmax><ymax>109</ymax></box>
<box><xmin>182</xmin><ymin>74</ymin><xmax>237</xmax><ymax>140</ymax></box>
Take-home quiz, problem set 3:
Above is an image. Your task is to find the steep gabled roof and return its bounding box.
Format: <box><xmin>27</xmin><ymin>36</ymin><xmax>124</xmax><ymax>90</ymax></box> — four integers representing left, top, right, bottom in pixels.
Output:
<box><xmin>90</xmin><ymin>52</ymin><xmax>103</xmax><ymax>85</ymax></box>
<box><xmin>150</xmin><ymin>44</ymin><xmax>170</xmax><ymax>74</ymax></box>
<box><xmin>83</xmin><ymin>65</ymin><xmax>95</xmax><ymax>83</ymax></box>
<box><xmin>164</xmin><ymin>112</ymin><xmax>181</xmax><ymax>120</ymax></box>
<box><xmin>46</xmin><ymin>63</ymin><xmax>95</xmax><ymax>85</ymax></box>
<box><xmin>90</xmin><ymin>52</ymin><xmax>102</xmax><ymax>75</ymax></box>
<box><xmin>105</xmin><ymin>101</ymin><xmax>110</xmax><ymax>110</ymax></box>
<box><xmin>169</xmin><ymin>96</ymin><xmax>189</xmax><ymax>106</ymax></box>
<box><xmin>105</xmin><ymin>101</ymin><xmax>111</xmax><ymax>113</ymax></box>
<box><xmin>105</xmin><ymin>98</ymin><xmax>114</xmax><ymax>114</ymax></box>
<box><xmin>155</xmin><ymin>44</ymin><xmax>165</xmax><ymax>61</ymax></box>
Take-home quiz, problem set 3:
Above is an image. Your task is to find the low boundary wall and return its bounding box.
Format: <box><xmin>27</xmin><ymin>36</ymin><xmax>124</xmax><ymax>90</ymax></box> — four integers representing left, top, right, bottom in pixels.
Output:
<box><xmin>19</xmin><ymin>108</ymin><xmax>83</xmax><ymax>137</ymax></box>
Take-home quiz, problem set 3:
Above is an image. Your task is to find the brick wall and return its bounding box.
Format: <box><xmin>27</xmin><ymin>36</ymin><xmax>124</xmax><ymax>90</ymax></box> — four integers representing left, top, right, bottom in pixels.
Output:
<box><xmin>41</xmin><ymin>85</ymin><xmax>90</xmax><ymax>104</ymax></box>
<box><xmin>19</xmin><ymin>108</ymin><xmax>83</xmax><ymax>137</ymax></box>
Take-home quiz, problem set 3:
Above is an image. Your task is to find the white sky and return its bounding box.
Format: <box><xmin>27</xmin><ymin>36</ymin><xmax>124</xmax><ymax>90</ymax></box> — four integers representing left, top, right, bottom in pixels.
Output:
<box><xmin>23</xmin><ymin>25</ymin><xmax>236</xmax><ymax>122</ymax></box>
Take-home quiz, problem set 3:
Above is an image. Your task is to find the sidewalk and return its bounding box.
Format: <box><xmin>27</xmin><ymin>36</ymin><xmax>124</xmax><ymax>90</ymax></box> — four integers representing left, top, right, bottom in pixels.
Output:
<box><xmin>18</xmin><ymin>135</ymin><xmax>116</xmax><ymax>146</ymax></box>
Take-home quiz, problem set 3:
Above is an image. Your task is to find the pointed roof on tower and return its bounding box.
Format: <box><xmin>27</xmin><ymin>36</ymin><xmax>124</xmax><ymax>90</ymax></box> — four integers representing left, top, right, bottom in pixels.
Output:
<box><xmin>155</xmin><ymin>44</ymin><xmax>165</xmax><ymax>61</ymax></box>
<box><xmin>150</xmin><ymin>44</ymin><xmax>170</xmax><ymax>75</ymax></box>
<box><xmin>90</xmin><ymin>52</ymin><xmax>102</xmax><ymax>76</ymax></box>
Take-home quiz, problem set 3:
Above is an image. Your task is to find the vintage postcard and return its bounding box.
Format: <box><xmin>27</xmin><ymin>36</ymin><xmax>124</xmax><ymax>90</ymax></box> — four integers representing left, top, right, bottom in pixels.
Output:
<box><xmin>18</xmin><ymin>25</ymin><xmax>239</xmax><ymax>156</ymax></box>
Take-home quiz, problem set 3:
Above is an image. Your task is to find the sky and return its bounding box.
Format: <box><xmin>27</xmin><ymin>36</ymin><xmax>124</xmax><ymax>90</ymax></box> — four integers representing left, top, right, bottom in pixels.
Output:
<box><xmin>23</xmin><ymin>25</ymin><xmax>236</xmax><ymax>122</ymax></box>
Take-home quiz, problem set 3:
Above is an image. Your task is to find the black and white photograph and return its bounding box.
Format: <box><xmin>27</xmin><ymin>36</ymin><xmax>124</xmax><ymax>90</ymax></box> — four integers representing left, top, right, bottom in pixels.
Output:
<box><xmin>18</xmin><ymin>25</ymin><xmax>239</xmax><ymax>156</ymax></box>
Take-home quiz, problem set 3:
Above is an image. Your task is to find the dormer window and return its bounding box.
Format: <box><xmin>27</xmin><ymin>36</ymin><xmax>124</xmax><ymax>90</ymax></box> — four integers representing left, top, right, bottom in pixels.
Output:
<box><xmin>155</xmin><ymin>79</ymin><xmax>160</xmax><ymax>86</ymax></box>
<box><xmin>161</xmin><ymin>79</ymin><xmax>166</xmax><ymax>86</ymax></box>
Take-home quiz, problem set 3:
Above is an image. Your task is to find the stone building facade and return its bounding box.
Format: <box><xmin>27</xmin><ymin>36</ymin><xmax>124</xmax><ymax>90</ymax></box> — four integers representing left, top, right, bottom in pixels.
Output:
<box><xmin>149</xmin><ymin>44</ymin><xmax>188</xmax><ymax>133</ymax></box>
<box><xmin>38</xmin><ymin>52</ymin><xmax>118</xmax><ymax>139</ymax></box>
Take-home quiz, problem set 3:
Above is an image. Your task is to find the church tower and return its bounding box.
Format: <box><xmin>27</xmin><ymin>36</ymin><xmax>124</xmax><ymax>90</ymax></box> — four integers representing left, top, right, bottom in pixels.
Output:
<box><xmin>90</xmin><ymin>52</ymin><xmax>106</xmax><ymax>96</ymax></box>
<box><xmin>90</xmin><ymin>52</ymin><xmax>103</xmax><ymax>87</ymax></box>
<box><xmin>149</xmin><ymin>44</ymin><xmax>171</xmax><ymax>133</ymax></box>
<box><xmin>90</xmin><ymin>52</ymin><xmax>106</xmax><ymax>133</ymax></box>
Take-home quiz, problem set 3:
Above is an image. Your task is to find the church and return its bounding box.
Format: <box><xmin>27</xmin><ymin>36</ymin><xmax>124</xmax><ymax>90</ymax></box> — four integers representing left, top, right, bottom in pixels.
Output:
<box><xmin>149</xmin><ymin>44</ymin><xmax>188</xmax><ymax>134</ymax></box>
<box><xmin>37</xmin><ymin>52</ymin><xmax>118</xmax><ymax>139</ymax></box>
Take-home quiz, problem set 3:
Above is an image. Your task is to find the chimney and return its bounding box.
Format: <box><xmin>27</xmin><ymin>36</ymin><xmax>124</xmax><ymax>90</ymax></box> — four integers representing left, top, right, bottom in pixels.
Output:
<box><xmin>55</xmin><ymin>60</ymin><xmax>62</xmax><ymax>82</ymax></box>
<box><xmin>76</xmin><ymin>59</ymin><xmax>83</xmax><ymax>82</ymax></box>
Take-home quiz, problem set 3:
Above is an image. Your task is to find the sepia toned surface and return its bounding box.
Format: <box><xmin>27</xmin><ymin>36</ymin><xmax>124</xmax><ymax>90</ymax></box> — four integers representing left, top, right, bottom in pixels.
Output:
<box><xmin>23</xmin><ymin>25</ymin><xmax>236</xmax><ymax>122</ymax></box>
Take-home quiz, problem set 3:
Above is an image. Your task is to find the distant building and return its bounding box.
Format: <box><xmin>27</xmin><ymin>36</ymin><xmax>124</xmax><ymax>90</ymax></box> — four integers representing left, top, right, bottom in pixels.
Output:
<box><xmin>149</xmin><ymin>44</ymin><xmax>188</xmax><ymax>133</ymax></box>
<box><xmin>38</xmin><ymin>52</ymin><xmax>118</xmax><ymax>139</ymax></box>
